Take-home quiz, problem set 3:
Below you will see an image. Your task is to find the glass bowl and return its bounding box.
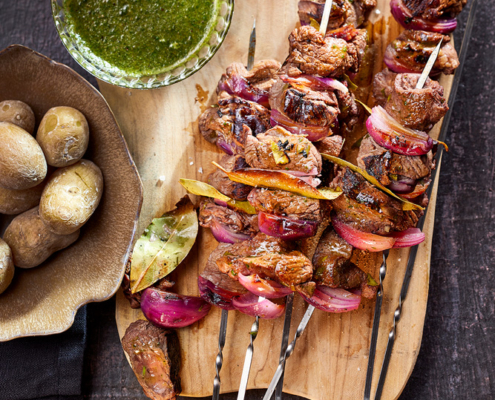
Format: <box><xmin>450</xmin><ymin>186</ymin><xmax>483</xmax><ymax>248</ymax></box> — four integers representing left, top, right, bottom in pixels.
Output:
<box><xmin>51</xmin><ymin>0</ymin><xmax>234</xmax><ymax>89</ymax></box>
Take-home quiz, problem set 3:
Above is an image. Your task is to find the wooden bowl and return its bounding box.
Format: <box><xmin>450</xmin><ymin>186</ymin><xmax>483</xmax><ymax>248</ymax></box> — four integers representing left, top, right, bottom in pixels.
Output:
<box><xmin>0</xmin><ymin>45</ymin><xmax>143</xmax><ymax>341</ymax></box>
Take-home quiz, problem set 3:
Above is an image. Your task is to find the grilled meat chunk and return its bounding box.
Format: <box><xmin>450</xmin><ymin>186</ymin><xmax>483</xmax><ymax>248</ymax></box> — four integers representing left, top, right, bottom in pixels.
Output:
<box><xmin>315</xmin><ymin>135</ymin><xmax>344</xmax><ymax>156</ymax></box>
<box><xmin>385</xmin><ymin>30</ymin><xmax>459</xmax><ymax>75</ymax></box>
<box><xmin>357</xmin><ymin>135</ymin><xmax>433</xmax><ymax>185</ymax></box>
<box><xmin>244</xmin><ymin>126</ymin><xmax>322</xmax><ymax>174</ymax></box>
<box><xmin>336</xmin><ymin>88</ymin><xmax>361</xmax><ymax>131</ymax></box>
<box><xmin>208</xmin><ymin>155</ymin><xmax>252</xmax><ymax>200</ymax></box>
<box><xmin>330</xmin><ymin>167</ymin><xmax>420</xmax><ymax>234</ymax></box>
<box><xmin>353</xmin><ymin>0</ymin><xmax>378</xmax><ymax>26</ymax></box>
<box><xmin>201</xmin><ymin>243</ymin><xmax>248</xmax><ymax>296</ymax></box>
<box><xmin>216</xmin><ymin>233</ymin><xmax>315</xmax><ymax>295</ymax></box>
<box><xmin>248</xmin><ymin>188</ymin><xmax>321</xmax><ymax>221</ymax></box>
<box><xmin>373</xmin><ymin>69</ymin><xmax>448</xmax><ymax>131</ymax></box>
<box><xmin>402</xmin><ymin>0</ymin><xmax>467</xmax><ymax>20</ymax></box>
<box><xmin>285</xmin><ymin>25</ymin><xmax>367</xmax><ymax>78</ymax></box>
<box><xmin>313</xmin><ymin>227</ymin><xmax>377</xmax><ymax>299</ymax></box>
<box><xmin>199</xmin><ymin>198</ymin><xmax>259</xmax><ymax>237</ymax></box>
<box><xmin>217</xmin><ymin>60</ymin><xmax>281</xmax><ymax>95</ymax></box>
<box><xmin>122</xmin><ymin>320</ymin><xmax>181</xmax><ymax>400</ymax></box>
<box><xmin>298</xmin><ymin>0</ymin><xmax>357</xmax><ymax>29</ymax></box>
<box><xmin>199</xmin><ymin>92</ymin><xmax>271</xmax><ymax>155</ymax></box>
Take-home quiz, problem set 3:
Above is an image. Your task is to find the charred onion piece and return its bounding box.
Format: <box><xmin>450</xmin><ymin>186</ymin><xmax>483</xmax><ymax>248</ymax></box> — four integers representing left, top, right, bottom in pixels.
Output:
<box><xmin>258</xmin><ymin>211</ymin><xmax>319</xmax><ymax>241</ymax></box>
<box><xmin>217</xmin><ymin>73</ymin><xmax>270</xmax><ymax>107</ymax></box>
<box><xmin>232</xmin><ymin>292</ymin><xmax>285</xmax><ymax>319</ymax></box>
<box><xmin>198</xmin><ymin>276</ymin><xmax>237</xmax><ymax>310</ymax></box>
<box><xmin>332</xmin><ymin>218</ymin><xmax>396</xmax><ymax>252</ymax></box>
<box><xmin>270</xmin><ymin>109</ymin><xmax>332</xmax><ymax>142</ymax></box>
<box><xmin>301</xmin><ymin>285</ymin><xmax>362</xmax><ymax>313</ymax></box>
<box><xmin>390</xmin><ymin>0</ymin><xmax>457</xmax><ymax>34</ymax></box>
<box><xmin>390</xmin><ymin>227</ymin><xmax>426</xmax><ymax>248</ymax></box>
<box><xmin>238</xmin><ymin>274</ymin><xmax>293</xmax><ymax>299</ymax></box>
<box><xmin>141</xmin><ymin>287</ymin><xmax>211</xmax><ymax>329</ymax></box>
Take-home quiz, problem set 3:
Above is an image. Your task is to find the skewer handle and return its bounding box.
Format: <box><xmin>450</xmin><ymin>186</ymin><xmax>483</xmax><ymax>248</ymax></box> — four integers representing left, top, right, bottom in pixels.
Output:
<box><xmin>275</xmin><ymin>292</ymin><xmax>295</xmax><ymax>400</ymax></box>
<box><xmin>237</xmin><ymin>316</ymin><xmax>260</xmax><ymax>400</ymax></box>
<box><xmin>263</xmin><ymin>305</ymin><xmax>315</xmax><ymax>400</ymax></box>
<box><xmin>319</xmin><ymin>0</ymin><xmax>334</xmax><ymax>34</ymax></box>
<box><xmin>213</xmin><ymin>309</ymin><xmax>229</xmax><ymax>400</ymax></box>
<box><xmin>363</xmin><ymin>250</ymin><xmax>388</xmax><ymax>400</ymax></box>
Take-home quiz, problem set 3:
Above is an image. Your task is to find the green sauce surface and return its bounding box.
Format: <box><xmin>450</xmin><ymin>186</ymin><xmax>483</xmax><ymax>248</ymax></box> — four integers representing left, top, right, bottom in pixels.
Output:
<box><xmin>65</xmin><ymin>0</ymin><xmax>218</xmax><ymax>76</ymax></box>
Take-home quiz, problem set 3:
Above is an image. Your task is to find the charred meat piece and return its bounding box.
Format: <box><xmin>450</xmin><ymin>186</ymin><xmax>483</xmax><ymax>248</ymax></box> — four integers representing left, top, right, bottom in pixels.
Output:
<box><xmin>298</xmin><ymin>0</ymin><xmax>358</xmax><ymax>30</ymax></box>
<box><xmin>357</xmin><ymin>135</ymin><xmax>433</xmax><ymax>186</ymax></box>
<box><xmin>199</xmin><ymin>198</ymin><xmax>259</xmax><ymax>237</ymax></box>
<box><xmin>385</xmin><ymin>30</ymin><xmax>459</xmax><ymax>75</ymax></box>
<box><xmin>122</xmin><ymin>320</ymin><xmax>181</xmax><ymax>400</ymax></box>
<box><xmin>244</xmin><ymin>126</ymin><xmax>322</xmax><ymax>174</ymax></box>
<box><xmin>402</xmin><ymin>0</ymin><xmax>467</xmax><ymax>20</ymax></box>
<box><xmin>330</xmin><ymin>167</ymin><xmax>421</xmax><ymax>234</ymax></box>
<box><xmin>208</xmin><ymin>155</ymin><xmax>252</xmax><ymax>200</ymax></box>
<box><xmin>285</xmin><ymin>25</ymin><xmax>367</xmax><ymax>78</ymax></box>
<box><xmin>201</xmin><ymin>243</ymin><xmax>248</xmax><ymax>296</ymax></box>
<box><xmin>353</xmin><ymin>0</ymin><xmax>378</xmax><ymax>26</ymax></box>
<box><xmin>315</xmin><ymin>135</ymin><xmax>344</xmax><ymax>157</ymax></box>
<box><xmin>313</xmin><ymin>227</ymin><xmax>377</xmax><ymax>299</ymax></box>
<box><xmin>199</xmin><ymin>92</ymin><xmax>271</xmax><ymax>155</ymax></box>
<box><xmin>248</xmin><ymin>188</ymin><xmax>321</xmax><ymax>221</ymax></box>
<box><xmin>336</xmin><ymin>88</ymin><xmax>361</xmax><ymax>131</ymax></box>
<box><xmin>216</xmin><ymin>233</ymin><xmax>315</xmax><ymax>296</ymax></box>
<box><xmin>217</xmin><ymin>60</ymin><xmax>281</xmax><ymax>98</ymax></box>
<box><xmin>373</xmin><ymin>69</ymin><xmax>448</xmax><ymax>131</ymax></box>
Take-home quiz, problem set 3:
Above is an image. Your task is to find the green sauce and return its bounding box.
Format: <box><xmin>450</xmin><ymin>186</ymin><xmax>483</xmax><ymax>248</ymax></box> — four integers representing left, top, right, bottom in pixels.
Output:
<box><xmin>65</xmin><ymin>0</ymin><xmax>218</xmax><ymax>76</ymax></box>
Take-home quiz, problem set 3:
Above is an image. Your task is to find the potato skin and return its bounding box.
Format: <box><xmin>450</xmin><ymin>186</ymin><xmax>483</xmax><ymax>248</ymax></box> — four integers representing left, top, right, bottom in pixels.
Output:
<box><xmin>0</xmin><ymin>181</ymin><xmax>46</xmax><ymax>215</ymax></box>
<box><xmin>3</xmin><ymin>207</ymin><xmax>80</xmax><ymax>269</ymax></box>
<box><xmin>0</xmin><ymin>100</ymin><xmax>35</xmax><ymax>134</ymax></box>
<box><xmin>36</xmin><ymin>106</ymin><xmax>90</xmax><ymax>167</ymax></box>
<box><xmin>39</xmin><ymin>159</ymin><xmax>103</xmax><ymax>235</ymax></box>
<box><xmin>0</xmin><ymin>122</ymin><xmax>47</xmax><ymax>190</ymax></box>
<box><xmin>0</xmin><ymin>238</ymin><xmax>15</xmax><ymax>294</ymax></box>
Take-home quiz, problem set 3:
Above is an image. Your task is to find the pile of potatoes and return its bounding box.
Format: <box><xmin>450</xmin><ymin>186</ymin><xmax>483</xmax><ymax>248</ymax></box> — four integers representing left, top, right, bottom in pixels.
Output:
<box><xmin>0</xmin><ymin>100</ymin><xmax>104</xmax><ymax>295</ymax></box>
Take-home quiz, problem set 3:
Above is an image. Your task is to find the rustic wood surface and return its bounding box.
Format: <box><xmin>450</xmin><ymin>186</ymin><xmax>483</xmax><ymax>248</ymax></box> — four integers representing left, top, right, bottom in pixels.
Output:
<box><xmin>0</xmin><ymin>0</ymin><xmax>493</xmax><ymax>399</ymax></box>
<box><xmin>106</xmin><ymin>0</ymin><xmax>450</xmax><ymax>399</ymax></box>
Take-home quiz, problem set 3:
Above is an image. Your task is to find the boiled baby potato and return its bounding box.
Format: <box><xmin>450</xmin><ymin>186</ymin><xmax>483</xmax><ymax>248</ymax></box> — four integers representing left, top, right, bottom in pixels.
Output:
<box><xmin>0</xmin><ymin>238</ymin><xmax>15</xmax><ymax>294</ymax></box>
<box><xmin>39</xmin><ymin>159</ymin><xmax>103</xmax><ymax>235</ymax></box>
<box><xmin>3</xmin><ymin>207</ymin><xmax>80</xmax><ymax>269</ymax></box>
<box><xmin>0</xmin><ymin>122</ymin><xmax>47</xmax><ymax>190</ymax></box>
<box><xmin>0</xmin><ymin>100</ymin><xmax>35</xmax><ymax>134</ymax></box>
<box><xmin>0</xmin><ymin>181</ymin><xmax>46</xmax><ymax>215</ymax></box>
<box><xmin>36</xmin><ymin>106</ymin><xmax>89</xmax><ymax>167</ymax></box>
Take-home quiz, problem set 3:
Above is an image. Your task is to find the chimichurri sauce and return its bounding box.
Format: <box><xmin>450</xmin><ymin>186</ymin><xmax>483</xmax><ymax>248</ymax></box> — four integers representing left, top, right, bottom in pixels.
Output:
<box><xmin>65</xmin><ymin>0</ymin><xmax>218</xmax><ymax>76</ymax></box>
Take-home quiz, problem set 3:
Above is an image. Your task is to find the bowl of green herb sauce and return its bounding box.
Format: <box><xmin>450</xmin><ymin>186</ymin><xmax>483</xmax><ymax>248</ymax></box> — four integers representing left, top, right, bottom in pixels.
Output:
<box><xmin>52</xmin><ymin>0</ymin><xmax>234</xmax><ymax>89</ymax></box>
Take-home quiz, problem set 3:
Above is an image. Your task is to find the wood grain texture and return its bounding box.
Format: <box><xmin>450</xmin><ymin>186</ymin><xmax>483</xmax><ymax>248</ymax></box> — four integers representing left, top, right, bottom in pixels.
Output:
<box><xmin>105</xmin><ymin>1</ymin><xmax>454</xmax><ymax>399</ymax></box>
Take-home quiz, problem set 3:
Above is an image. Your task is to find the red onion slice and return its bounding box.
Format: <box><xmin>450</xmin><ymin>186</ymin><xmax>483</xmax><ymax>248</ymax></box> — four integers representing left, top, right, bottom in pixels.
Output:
<box><xmin>210</xmin><ymin>220</ymin><xmax>251</xmax><ymax>244</ymax></box>
<box><xmin>238</xmin><ymin>274</ymin><xmax>293</xmax><ymax>299</ymax></box>
<box><xmin>332</xmin><ymin>218</ymin><xmax>396</xmax><ymax>252</ymax></box>
<box><xmin>141</xmin><ymin>287</ymin><xmax>211</xmax><ymax>329</ymax></box>
<box><xmin>280</xmin><ymin>75</ymin><xmax>348</xmax><ymax>93</ymax></box>
<box><xmin>390</xmin><ymin>0</ymin><xmax>457</xmax><ymax>34</ymax></box>
<box><xmin>258</xmin><ymin>211</ymin><xmax>319</xmax><ymax>241</ymax></box>
<box><xmin>198</xmin><ymin>276</ymin><xmax>237</xmax><ymax>310</ymax></box>
<box><xmin>217</xmin><ymin>74</ymin><xmax>270</xmax><ymax>107</ymax></box>
<box><xmin>389</xmin><ymin>227</ymin><xmax>426</xmax><ymax>248</ymax></box>
<box><xmin>388</xmin><ymin>180</ymin><xmax>414</xmax><ymax>193</ymax></box>
<box><xmin>270</xmin><ymin>109</ymin><xmax>332</xmax><ymax>142</ymax></box>
<box><xmin>216</xmin><ymin>138</ymin><xmax>234</xmax><ymax>155</ymax></box>
<box><xmin>301</xmin><ymin>285</ymin><xmax>361</xmax><ymax>313</ymax></box>
<box><xmin>232</xmin><ymin>292</ymin><xmax>285</xmax><ymax>319</ymax></box>
<box><xmin>366</xmin><ymin>106</ymin><xmax>434</xmax><ymax>156</ymax></box>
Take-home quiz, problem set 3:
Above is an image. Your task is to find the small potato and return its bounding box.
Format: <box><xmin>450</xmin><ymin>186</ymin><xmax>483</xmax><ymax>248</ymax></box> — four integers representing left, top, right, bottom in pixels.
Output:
<box><xmin>36</xmin><ymin>106</ymin><xmax>89</xmax><ymax>167</ymax></box>
<box><xmin>0</xmin><ymin>238</ymin><xmax>15</xmax><ymax>294</ymax></box>
<box><xmin>0</xmin><ymin>122</ymin><xmax>47</xmax><ymax>190</ymax></box>
<box><xmin>0</xmin><ymin>182</ymin><xmax>45</xmax><ymax>215</ymax></box>
<box><xmin>0</xmin><ymin>100</ymin><xmax>35</xmax><ymax>134</ymax></box>
<box><xmin>3</xmin><ymin>207</ymin><xmax>80</xmax><ymax>269</ymax></box>
<box><xmin>39</xmin><ymin>159</ymin><xmax>103</xmax><ymax>235</ymax></box>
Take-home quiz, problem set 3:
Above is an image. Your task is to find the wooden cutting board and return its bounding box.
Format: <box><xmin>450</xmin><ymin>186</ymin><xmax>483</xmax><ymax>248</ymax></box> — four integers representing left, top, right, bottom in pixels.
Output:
<box><xmin>103</xmin><ymin>1</ymin><xmax>454</xmax><ymax>398</ymax></box>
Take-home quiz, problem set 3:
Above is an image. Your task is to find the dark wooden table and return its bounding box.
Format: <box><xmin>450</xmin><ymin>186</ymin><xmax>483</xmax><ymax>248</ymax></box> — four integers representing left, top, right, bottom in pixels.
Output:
<box><xmin>1</xmin><ymin>1</ymin><xmax>493</xmax><ymax>399</ymax></box>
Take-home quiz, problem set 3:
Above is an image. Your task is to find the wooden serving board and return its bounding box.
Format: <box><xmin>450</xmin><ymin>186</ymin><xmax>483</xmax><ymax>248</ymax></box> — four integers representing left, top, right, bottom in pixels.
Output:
<box><xmin>106</xmin><ymin>1</ymin><xmax>454</xmax><ymax>398</ymax></box>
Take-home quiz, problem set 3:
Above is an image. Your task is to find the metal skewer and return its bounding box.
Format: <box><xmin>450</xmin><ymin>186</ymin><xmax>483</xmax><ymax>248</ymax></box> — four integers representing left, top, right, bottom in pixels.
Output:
<box><xmin>363</xmin><ymin>37</ymin><xmax>444</xmax><ymax>400</ymax></box>
<box><xmin>372</xmin><ymin>2</ymin><xmax>478</xmax><ymax>399</ymax></box>
<box><xmin>212</xmin><ymin>20</ymin><xmax>257</xmax><ymax>400</ymax></box>
<box><xmin>275</xmin><ymin>292</ymin><xmax>294</xmax><ymax>400</ymax></box>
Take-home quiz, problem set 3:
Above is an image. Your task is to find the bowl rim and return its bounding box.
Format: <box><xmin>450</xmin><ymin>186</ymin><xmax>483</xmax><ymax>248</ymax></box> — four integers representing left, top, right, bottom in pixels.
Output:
<box><xmin>0</xmin><ymin>44</ymin><xmax>144</xmax><ymax>342</ymax></box>
<box><xmin>50</xmin><ymin>0</ymin><xmax>235</xmax><ymax>90</ymax></box>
